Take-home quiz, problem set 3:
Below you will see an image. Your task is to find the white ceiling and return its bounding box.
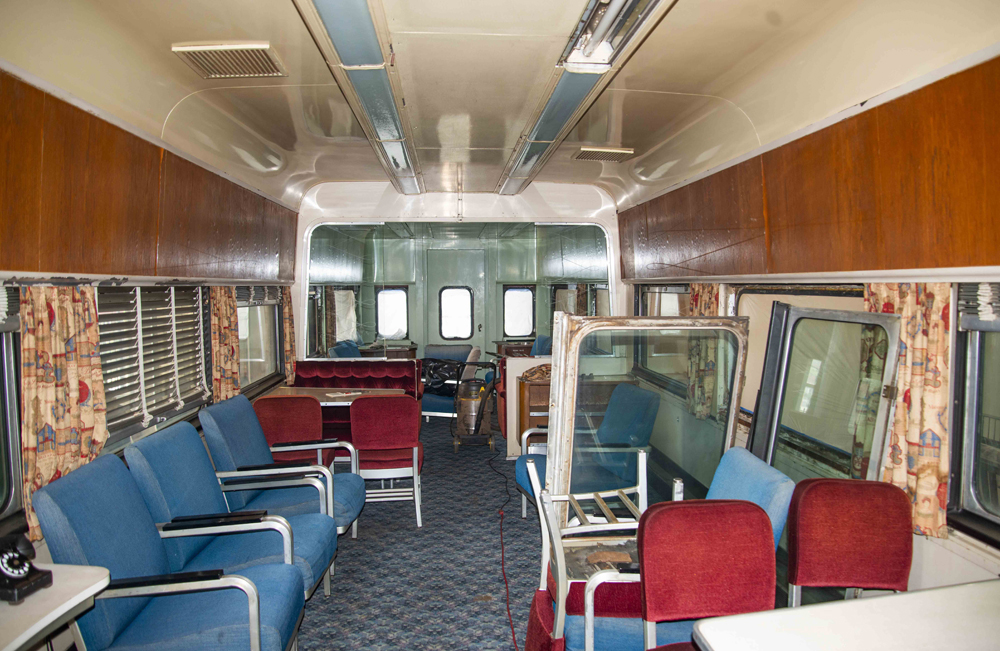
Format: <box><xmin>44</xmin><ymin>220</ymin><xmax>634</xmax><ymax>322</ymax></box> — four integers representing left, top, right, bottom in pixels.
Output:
<box><xmin>1</xmin><ymin>0</ymin><xmax>998</xmax><ymax>210</ymax></box>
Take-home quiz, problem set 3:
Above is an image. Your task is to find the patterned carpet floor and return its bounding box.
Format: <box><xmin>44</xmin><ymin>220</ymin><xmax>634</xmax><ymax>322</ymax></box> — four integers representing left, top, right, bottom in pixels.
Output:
<box><xmin>298</xmin><ymin>417</ymin><xmax>539</xmax><ymax>650</ymax></box>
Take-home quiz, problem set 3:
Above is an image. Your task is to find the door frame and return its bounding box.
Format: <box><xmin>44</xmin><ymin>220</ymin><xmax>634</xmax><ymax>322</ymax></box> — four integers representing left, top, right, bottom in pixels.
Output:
<box><xmin>748</xmin><ymin>302</ymin><xmax>902</xmax><ymax>481</ymax></box>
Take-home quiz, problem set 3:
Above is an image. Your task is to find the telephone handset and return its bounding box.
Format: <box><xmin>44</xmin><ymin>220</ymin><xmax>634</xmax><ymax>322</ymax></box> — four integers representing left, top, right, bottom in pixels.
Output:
<box><xmin>0</xmin><ymin>509</ymin><xmax>53</xmax><ymax>604</ymax></box>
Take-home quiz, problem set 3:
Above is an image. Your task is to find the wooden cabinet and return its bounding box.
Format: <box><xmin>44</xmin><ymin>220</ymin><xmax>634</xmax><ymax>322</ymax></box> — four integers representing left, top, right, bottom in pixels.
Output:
<box><xmin>359</xmin><ymin>344</ymin><xmax>418</xmax><ymax>359</ymax></box>
<box><xmin>495</xmin><ymin>340</ymin><xmax>534</xmax><ymax>357</ymax></box>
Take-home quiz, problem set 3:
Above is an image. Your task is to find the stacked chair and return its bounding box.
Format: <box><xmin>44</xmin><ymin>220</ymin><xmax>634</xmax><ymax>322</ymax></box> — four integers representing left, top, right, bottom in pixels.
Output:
<box><xmin>523</xmin><ymin>446</ymin><xmax>795</xmax><ymax>651</ymax></box>
<box><xmin>199</xmin><ymin>395</ymin><xmax>366</xmax><ymax>538</ymax></box>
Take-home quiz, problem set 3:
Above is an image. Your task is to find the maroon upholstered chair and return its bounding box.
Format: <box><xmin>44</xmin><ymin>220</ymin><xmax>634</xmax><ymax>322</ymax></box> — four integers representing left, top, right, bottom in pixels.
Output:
<box><xmin>350</xmin><ymin>395</ymin><xmax>424</xmax><ymax>527</ymax></box>
<box><xmin>254</xmin><ymin>395</ymin><xmax>336</xmax><ymax>466</ymax></box>
<box><xmin>786</xmin><ymin>478</ymin><xmax>912</xmax><ymax>606</ymax></box>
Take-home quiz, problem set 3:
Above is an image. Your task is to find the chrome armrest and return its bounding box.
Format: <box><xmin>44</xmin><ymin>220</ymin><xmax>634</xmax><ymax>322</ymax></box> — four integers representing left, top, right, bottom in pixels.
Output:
<box><xmin>584</xmin><ymin>569</ymin><xmax>641</xmax><ymax>651</ymax></box>
<box><xmin>217</xmin><ymin>467</ymin><xmax>332</xmax><ymax>517</ymax></box>
<box><xmin>520</xmin><ymin>427</ymin><xmax>548</xmax><ymax>455</ymax></box>
<box><xmin>270</xmin><ymin>440</ymin><xmax>360</xmax><ymax>475</ymax></box>
<box><xmin>157</xmin><ymin>514</ymin><xmax>294</xmax><ymax>565</ymax></box>
<box><xmin>99</xmin><ymin>571</ymin><xmax>263</xmax><ymax>651</ymax></box>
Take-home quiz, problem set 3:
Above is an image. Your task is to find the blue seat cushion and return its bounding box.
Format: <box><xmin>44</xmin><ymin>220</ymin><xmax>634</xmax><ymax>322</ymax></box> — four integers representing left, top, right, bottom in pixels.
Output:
<box><xmin>563</xmin><ymin>615</ymin><xmax>695</xmax><ymax>651</ymax></box>
<box><xmin>421</xmin><ymin>393</ymin><xmax>455</xmax><ymax>415</ymax></box>
<box><xmin>515</xmin><ymin>454</ymin><xmax>634</xmax><ymax>497</ymax></box>
<box><xmin>515</xmin><ymin>454</ymin><xmax>546</xmax><ymax>497</ymax></box>
<box><xmin>181</xmin><ymin>513</ymin><xmax>337</xmax><ymax>595</ymax></box>
<box><xmin>237</xmin><ymin>473</ymin><xmax>366</xmax><ymax>530</ymax></box>
<box><xmin>531</xmin><ymin>336</ymin><xmax>552</xmax><ymax>356</ymax></box>
<box><xmin>109</xmin><ymin>563</ymin><xmax>304</xmax><ymax>651</ymax></box>
<box><xmin>330</xmin><ymin>341</ymin><xmax>361</xmax><ymax>358</ymax></box>
<box><xmin>423</xmin><ymin>344</ymin><xmax>472</xmax><ymax>362</ymax></box>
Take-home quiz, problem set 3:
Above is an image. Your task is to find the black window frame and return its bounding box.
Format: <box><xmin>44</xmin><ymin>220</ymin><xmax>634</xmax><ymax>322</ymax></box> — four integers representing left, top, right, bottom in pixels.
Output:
<box><xmin>0</xmin><ymin>319</ymin><xmax>21</xmax><ymax>520</ymax></box>
<box><xmin>439</xmin><ymin>285</ymin><xmax>474</xmax><ymax>341</ymax></box>
<box><xmin>502</xmin><ymin>285</ymin><xmax>536</xmax><ymax>339</ymax></box>
<box><xmin>375</xmin><ymin>285</ymin><xmax>410</xmax><ymax>340</ymax></box>
<box><xmin>949</xmin><ymin>329</ymin><xmax>1000</xmax><ymax>548</ymax></box>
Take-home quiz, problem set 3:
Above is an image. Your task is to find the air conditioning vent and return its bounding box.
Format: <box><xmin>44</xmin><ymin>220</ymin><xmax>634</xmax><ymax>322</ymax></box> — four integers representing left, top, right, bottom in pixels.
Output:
<box><xmin>172</xmin><ymin>41</ymin><xmax>287</xmax><ymax>79</ymax></box>
<box><xmin>573</xmin><ymin>146</ymin><xmax>635</xmax><ymax>163</ymax></box>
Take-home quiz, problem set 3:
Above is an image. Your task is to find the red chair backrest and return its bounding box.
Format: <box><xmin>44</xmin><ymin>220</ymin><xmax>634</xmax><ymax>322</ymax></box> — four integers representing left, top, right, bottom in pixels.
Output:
<box><xmin>787</xmin><ymin>478</ymin><xmax>912</xmax><ymax>591</ymax></box>
<box><xmin>638</xmin><ymin>500</ymin><xmax>775</xmax><ymax>623</ymax></box>
<box><xmin>349</xmin><ymin>395</ymin><xmax>421</xmax><ymax>450</ymax></box>
<box><xmin>253</xmin><ymin>395</ymin><xmax>323</xmax><ymax>445</ymax></box>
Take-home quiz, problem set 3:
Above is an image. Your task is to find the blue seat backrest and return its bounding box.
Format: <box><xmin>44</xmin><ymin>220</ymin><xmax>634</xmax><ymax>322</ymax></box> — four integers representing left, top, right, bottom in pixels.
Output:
<box><xmin>199</xmin><ymin>395</ymin><xmax>275</xmax><ymax>510</ymax></box>
<box><xmin>706</xmin><ymin>447</ymin><xmax>796</xmax><ymax>549</ymax></box>
<box><xmin>124</xmin><ymin>422</ymin><xmax>232</xmax><ymax>572</ymax></box>
<box><xmin>423</xmin><ymin>344</ymin><xmax>473</xmax><ymax>362</ymax></box>
<box><xmin>33</xmin><ymin>455</ymin><xmax>171</xmax><ymax>651</ymax></box>
<box><xmin>330</xmin><ymin>340</ymin><xmax>361</xmax><ymax>358</ymax></box>
<box><xmin>530</xmin><ymin>335</ymin><xmax>552</xmax><ymax>356</ymax></box>
<box><xmin>595</xmin><ymin>383</ymin><xmax>660</xmax><ymax>448</ymax></box>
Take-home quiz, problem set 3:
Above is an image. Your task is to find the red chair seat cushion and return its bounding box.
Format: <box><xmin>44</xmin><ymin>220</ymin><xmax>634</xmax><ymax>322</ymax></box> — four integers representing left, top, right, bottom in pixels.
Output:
<box><xmin>546</xmin><ymin>567</ymin><xmax>641</xmax><ymax>617</ymax></box>
<box><xmin>358</xmin><ymin>444</ymin><xmax>424</xmax><ymax>471</ymax></box>
<box><xmin>653</xmin><ymin>644</ymin><xmax>696</xmax><ymax>650</ymax></box>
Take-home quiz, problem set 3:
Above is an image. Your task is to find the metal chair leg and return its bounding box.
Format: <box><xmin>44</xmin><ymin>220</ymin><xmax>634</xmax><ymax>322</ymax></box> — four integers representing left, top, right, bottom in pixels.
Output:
<box><xmin>522</xmin><ymin>494</ymin><xmax>527</xmax><ymax>519</ymax></box>
<box><xmin>351</xmin><ymin>519</ymin><xmax>358</xmax><ymax>539</ymax></box>
<box><xmin>323</xmin><ymin>570</ymin><xmax>331</xmax><ymax>597</ymax></box>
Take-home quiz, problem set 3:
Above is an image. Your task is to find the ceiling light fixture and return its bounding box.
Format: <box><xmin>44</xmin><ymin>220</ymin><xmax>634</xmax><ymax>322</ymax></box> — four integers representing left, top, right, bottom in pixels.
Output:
<box><xmin>497</xmin><ymin>0</ymin><xmax>676</xmax><ymax>195</ymax></box>
<box><xmin>295</xmin><ymin>0</ymin><xmax>423</xmax><ymax>195</ymax></box>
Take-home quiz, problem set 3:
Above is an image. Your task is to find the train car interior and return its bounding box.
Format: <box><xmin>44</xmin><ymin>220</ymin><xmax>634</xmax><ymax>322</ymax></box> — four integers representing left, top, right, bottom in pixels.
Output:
<box><xmin>1</xmin><ymin>0</ymin><xmax>999</xmax><ymax>649</ymax></box>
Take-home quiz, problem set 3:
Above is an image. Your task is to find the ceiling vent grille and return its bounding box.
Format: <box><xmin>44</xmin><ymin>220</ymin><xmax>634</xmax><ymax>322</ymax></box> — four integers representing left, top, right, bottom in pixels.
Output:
<box><xmin>172</xmin><ymin>41</ymin><xmax>287</xmax><ymax>79</ymax></box>
<box><xmin>573</xmin><ymin>146</ymin><xmax>635</xmax><ymax>163</ymax></box>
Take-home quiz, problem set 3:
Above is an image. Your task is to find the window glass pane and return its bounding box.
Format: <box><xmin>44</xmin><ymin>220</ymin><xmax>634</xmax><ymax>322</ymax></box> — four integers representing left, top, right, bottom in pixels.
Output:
<box><xmin>554</xmin><ymin>288</ymin><xmax>579</xmax><ymax>315</ymax></box>
<box><xmin>643</xmin><ymin>290</ymin><xmax>689</xmax><ymax>317</ymax></box>
<box><xmin>569</xmin><ymin>328</ymin><xmax>739</xmax><ymax>506</ymax></box>
<box><xmin>440</xmin><ymin>287</ymin><xmax>472</xmax><ymax>339</ymax></box>
<box><xmin>974</xmin><ymin>331</ymin><xmax>1000</xmax><ymax>517</ymax></box>
<box><xmin>377</xmin><ymin>289</ymin><xmax>408</xmax><ymax>339</ymax></box>
<box><xmin>774</xmin><ymin>319</ymin><xmax>889</xmax><ymax>481</ymax></box>
<box><xmin>504</xmin><ymin>288</ymin><xmax>534</xmax><ymax>337</ymax></box>
<box><xmin>238</xmin><ymin>305</ymin><xmax>278</xmax><ymax>387</ymax></box>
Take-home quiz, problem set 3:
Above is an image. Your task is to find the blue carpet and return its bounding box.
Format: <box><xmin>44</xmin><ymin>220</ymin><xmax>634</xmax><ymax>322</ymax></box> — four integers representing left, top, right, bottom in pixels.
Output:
<box><xmin>298</xmin><ymin>417</ymin><xmax>539</xmax><ymax>650</ymax></box>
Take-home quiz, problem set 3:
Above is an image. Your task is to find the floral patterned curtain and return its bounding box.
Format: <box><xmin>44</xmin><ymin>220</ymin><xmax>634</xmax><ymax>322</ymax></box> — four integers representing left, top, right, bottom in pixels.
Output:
<box><xmin>209</xmin><ymin>287</ymin><xmax>240</xmax><ymax>401</ymax></box>
<box><xmin>865</xmin><ymin>283</ymin><xmax>951</xmax><ymax>537</ymax></box>
<box><xmin>281</xmin><ymin>287</ymin><xmax>296</xmax><ymax>385</ymax></box>
<box><xmin>686</xmin><ymin>283</ymin><xmax>720</xmax><ymax>419</ymax></box>
<box><xmin>20</xmin><ymin>286</ymin><xmax>108</xmax><ymax>541</ymax></box>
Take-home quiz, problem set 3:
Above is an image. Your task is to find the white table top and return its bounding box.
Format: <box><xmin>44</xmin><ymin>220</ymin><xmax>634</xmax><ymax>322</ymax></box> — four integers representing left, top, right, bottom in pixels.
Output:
<box><xmin>693</xmin><ymin>579</ymin><xmax>1000</xmax><ymax>651</ymax></box>
<box><xmin>0</xmin><ymin>563</ymin><xmax>109</xmax><ymax>651</ymax></box>
<box><xmin>264</xmin><ymin>386</ymin><xmax>406</xmax><ymax>406</ymax></box>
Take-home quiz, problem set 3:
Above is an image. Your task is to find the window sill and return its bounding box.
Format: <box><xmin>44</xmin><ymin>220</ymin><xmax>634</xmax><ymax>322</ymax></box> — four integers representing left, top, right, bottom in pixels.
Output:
<box><xmin>947</xmin><ymin>510</ymin><xmax>1000</xmax><ymax>551</ymax></box>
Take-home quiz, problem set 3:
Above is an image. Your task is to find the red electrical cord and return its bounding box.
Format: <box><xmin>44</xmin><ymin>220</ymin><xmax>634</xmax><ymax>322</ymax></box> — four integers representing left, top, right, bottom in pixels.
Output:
<box><xmin>499</xmin><ymin>507</ymin><xmax>520</xmax><ymax>651</ymax></box>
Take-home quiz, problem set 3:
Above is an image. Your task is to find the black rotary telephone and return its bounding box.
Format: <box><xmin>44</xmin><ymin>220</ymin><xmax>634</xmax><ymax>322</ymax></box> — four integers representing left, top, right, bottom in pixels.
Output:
<box><xmin>0</xmin><ymin>509</ymin><xmax>53</xmax><ymax>604</ymax></box>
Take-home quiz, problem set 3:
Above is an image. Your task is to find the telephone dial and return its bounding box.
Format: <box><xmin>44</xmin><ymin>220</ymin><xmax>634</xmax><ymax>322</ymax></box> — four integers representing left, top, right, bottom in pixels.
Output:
<box><xmin>0</xmin><ymin>509</ymin><xmax>53</xmax><ymax>604</ymax></box>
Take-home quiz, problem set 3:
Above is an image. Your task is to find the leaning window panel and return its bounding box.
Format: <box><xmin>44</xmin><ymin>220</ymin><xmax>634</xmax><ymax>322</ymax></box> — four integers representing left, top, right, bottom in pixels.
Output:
<box><xmin>547</xmin><ymin>315</ymin><xmax>749</xmax><ymax>519</ymax></box>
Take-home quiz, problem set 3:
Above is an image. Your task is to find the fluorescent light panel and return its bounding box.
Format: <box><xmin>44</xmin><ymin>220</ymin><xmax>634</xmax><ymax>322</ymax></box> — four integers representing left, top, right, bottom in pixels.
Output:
<box><xmin>313</xmin><ymin>0</ymin><xmax>384</xmax><ymax>66</ymax></box>
<box><xmin>528</xmin><ymin>73</ymin><xmax>601</xmax><ymax>143</ymax></box>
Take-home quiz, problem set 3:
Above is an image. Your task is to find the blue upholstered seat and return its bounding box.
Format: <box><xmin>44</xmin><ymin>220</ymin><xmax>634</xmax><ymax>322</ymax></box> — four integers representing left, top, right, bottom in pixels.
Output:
<box><xmin>330</xmin><ymin>340</ymin><xmax>361</xmax><ymax>358</ymax></box>
<box><xmin>563</xmin><ymin>614</ymin><xmax>695</xmax><ymax>651</ymax></box>
<box><xmin>199</xmin><ymin>396</ymin><xmax>366</xmax><ymax>531</ymax></box>
<box><xmin>530</xmin><ymin>335</ymin><xmax>552</xmax><ymax>356</ymax></box>
<box><xmin>421</xmin><ymin>392</ymin><xmax>455</xmax><ymax>415</ymax></box>
<box><xmin>423</xmin><ymin>344</ymin><xmax>473</xmax><ymax>362</ymax></box>
<box><xmin>33</xmin><ymin>455</ymin><xmax>303</xmax><ymax>651</ymax></box>
<box><xmin>124</xmin><ymin>422</ymin><xmax>338</xmax><ymax>595</ymax></box>
<box><xmin>515</xmin><ymin>383</ymin><xmax>659</xmax><ymax>499</ymax></box>
<box><xmin>706</xmin><ymin>447</ymin><xmax>796</xmax><ymax>548</ymax></box>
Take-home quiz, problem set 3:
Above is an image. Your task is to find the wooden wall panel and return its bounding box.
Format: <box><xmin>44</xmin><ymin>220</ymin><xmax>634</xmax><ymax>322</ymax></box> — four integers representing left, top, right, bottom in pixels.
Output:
<box><xmin>39</xmin><ymin>98</ymin><xmax>161</xmax><ymax>275</ymax></box>
<box><xmin>617</xmin><ymin>203</ymin><xmax>646</xmax><ymax>280</ymax></box>
<box><xmin>875</xmin><ymin>59</ymin><xmax>995</xmax><ymax>269</ymax></box>
<box><xmin>0</xmin><ymin>71</ymin><xmax>43</xmax><ymax>272</ymax></box>
<box><xmin>158</xmin><ymin>152</ymin><xmax>296</xmax><ymax>280</ymax></box>
<box><xmin>764</xmin><ymin>111</ymin><xmax>883</xmax><ymax>273</ymax></box>
<box><xmin>620</xmin><ymin>55</ymin><xmax>1000</xmax><ymax>280</ymax></box>
<box><xmin>641</xmin><ymin>158</ymin><xmax>766</xmax><ymax>278</ymax></box>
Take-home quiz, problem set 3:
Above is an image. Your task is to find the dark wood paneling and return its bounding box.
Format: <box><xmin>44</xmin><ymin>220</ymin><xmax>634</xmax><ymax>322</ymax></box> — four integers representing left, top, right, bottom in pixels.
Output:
<box><xmin>617</xmin><ymin>203</ymin><xmax>646</xmax><ymax>280</ymax></box>
<box><xmin>0</xmin><ymin>71</ymin><xmax>44</xmax><ymax>272</ymax></box>
<box><xmin>40</xmin><ymin>98</ymin><xmax>161</xmax><ymax>275</ymax></box>
<box><xmin>765</xmin><ymin>111</ymin><xmax>883</xmax><ymax>273</ymax></box>
<box><xmin>876</xmin><ymin>58</ymin><xmax>995</xmax><ymax>269</ymax></box>
<box><xmin>641</xmin><ymin>158</ymin><xmax>766</xmax><ymax>278</ymax></box>
<box><xmin>158</xmin><ymin>152</ymin><xmax>296</xmax><ymax>280</ymax></box>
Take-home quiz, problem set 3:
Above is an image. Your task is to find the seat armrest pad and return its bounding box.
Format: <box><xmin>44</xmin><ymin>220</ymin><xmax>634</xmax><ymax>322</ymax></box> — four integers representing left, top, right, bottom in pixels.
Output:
<box><xmin>270</xmin><ymin>439</ymin><xmax>335</xmax><ymax>448</ymax></box>
<box><xmin>162</xmin><ymin>511</ymin><xmax>267</xmax><ymax>530</ymax></box>
<box><xmin>107</xmin><ymin>570</ymin><xmax>224</xmax><ymax>590</ymax></box>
